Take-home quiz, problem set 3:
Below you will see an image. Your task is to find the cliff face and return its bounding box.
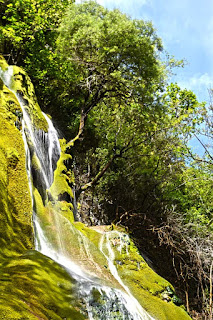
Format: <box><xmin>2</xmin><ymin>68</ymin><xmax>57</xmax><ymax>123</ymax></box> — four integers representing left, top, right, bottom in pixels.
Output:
<box><xmin>0</xmin><ymin>57</ymin><xmax>85</xmax><ymax>319</ymax></box>
<box><xmin>0</xmin><ymin>56</ymin><xmax>192</xmax><ymax>320</ymax></box>
<box><xmin>0</xmin><ymin>58</ymin><xmax>33</xmax><ymax>260</ymax></box>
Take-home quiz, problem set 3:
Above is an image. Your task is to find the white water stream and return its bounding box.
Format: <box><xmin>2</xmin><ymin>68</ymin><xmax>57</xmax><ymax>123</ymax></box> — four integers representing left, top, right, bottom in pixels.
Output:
<box><xmin>0</xmin><ymin>66</ymin><xmax>155</xmax><ymax>320</ymax></box>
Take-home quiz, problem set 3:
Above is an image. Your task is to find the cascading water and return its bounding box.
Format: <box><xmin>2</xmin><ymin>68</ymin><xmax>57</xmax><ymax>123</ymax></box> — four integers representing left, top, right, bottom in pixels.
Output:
<box><xmin>0</xmin><ymin>66</ymin><xmax>155</xmax><ymax>320</ymax></box>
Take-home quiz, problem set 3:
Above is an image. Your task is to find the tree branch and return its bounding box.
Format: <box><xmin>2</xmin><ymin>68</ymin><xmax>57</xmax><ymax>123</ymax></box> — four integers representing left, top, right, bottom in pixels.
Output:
<box><xmin>194</xmin><ymin>133</ymin><xmax>213</xmax><ymax>161</ymax></box>
<box><xmin>76</xmin><ymin>153</ymin><xmax>120</xmax><ymax>199</ymax></box>
<box><xmin>66</xmin><ymin>109</ymin><xmax>87</xmax><ymax>148</ymax></box>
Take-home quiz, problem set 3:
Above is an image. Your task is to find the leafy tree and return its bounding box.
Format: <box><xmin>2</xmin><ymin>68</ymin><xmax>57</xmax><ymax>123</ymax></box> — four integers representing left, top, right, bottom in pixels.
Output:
<box><xmin>57</xmin><ymin>1</ymin><xmax>165</xmax><ymax>145</ymax></box>
<box><xmin>0</xmin><ymin>0</ymin><xmax>73</xmax><ymax>113</ymax></box>
<box><xmin>0</xmin><ymin>0</ymin><xmax>72</xmax><ymax>62</ymax></box>
<box><xmin>57</xmin><ymin>3</ymin><xmax>206</xmax><ymax>195</ymax></box>
<box><xmin>72</xmin><ymin>82</ymin><xmax>205</xmax><ymax>203</ymax></box>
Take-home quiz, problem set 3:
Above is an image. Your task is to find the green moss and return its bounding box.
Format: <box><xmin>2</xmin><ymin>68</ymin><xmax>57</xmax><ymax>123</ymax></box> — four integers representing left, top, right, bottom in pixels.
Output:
<box><xmin>74</xmin><ymin>222</ymin><xmax>103</xmax><ymax>248</ymax></box>
<box><xmin>129</xmin><ymin>288</ymin><xmax>190</xmax><ymax>320</ymax></box>
<box><xmin>6</xmin><ymin>149</ymin><xmax>20</xmax><ymax>168</ymax></box>
<box><xmin>59</xmin><ymin>201</ymin><xmax>74</xmax><ymax>219</ymax></box>
<box><xmin>0</xmin><ymin>83</ymin><xmax>23</xmax><ymax>127</ymax></box>
<box><xmin>0</xmin><ymin>55</ymin><xmax>8</xmax><ymax>71</ymax></box>
<box><xmin>0</xmin><ymin>59</ymin><xmax>48</xmax><ymax>132</ymax></box>
<box><xmin>33</xmin><ymin>188</ymin><xmax>46</xmax><ymax>217</ymax></box>
<box><xmin>0</xmin><ymin>250</ymin><xmax>87</xmax><ymax>319</ymax></box>
<box><xmin>0</xmin><ymin>83</ymin><xmax>33</xmax><ymax>260</ymax></box>
<box><xmin>49</xmin><ymin>139</ymin><xmax>74</xmax><ymax>200</ymax></box>
<box><xmin>31</xmin><ymin>153</ymin><xmax>41</xmax><ymax>171</ymax></box>
<box><xmin>13</xmin><ymin>66</ymin><xmax>48</xmax><ymax>131</ymax></box>
<box><xmin>100</xmin><ymin>226</ymin><xmax>192</xmax><ymax>320</ymax></box>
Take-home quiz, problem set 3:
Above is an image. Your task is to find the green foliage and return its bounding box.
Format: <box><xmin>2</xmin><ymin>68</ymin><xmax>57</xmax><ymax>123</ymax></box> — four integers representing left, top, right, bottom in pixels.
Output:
<box><xmin>0</xmin><ymin>78</ymin><xmax>33</xmax><ymax>260</ymax></box>
<box><xmin>56</xmin><ymin>4</ymin><xmax>206</xmax><ymax>223</ymax></box>
<box><xmin>57</xmin><ymin>0</ymin><xmax>165</xmax><ymax>128</ymax></box>
<box><xmin>0</xmin><ymin>0</ymin><xmax>73</xmax><ymax>121</ymax></box>
<box><xmin>175</xmin><ymin>165</ymin><xmax>213</xmax><ymax>230</ymax></box>
<box><xmin>75</xmin><ymin>82</ymin><xmax>206</xmax><ymax>225</ymax></box>
<box><xmin>165</xmin><ymin>83</ymin><xmax>206</xmax><ymax>136</ymax></box>
<box><xmin>0</xmin><ymin>0</ymin><xmax>72</xmax><ymax>54</ymax></box>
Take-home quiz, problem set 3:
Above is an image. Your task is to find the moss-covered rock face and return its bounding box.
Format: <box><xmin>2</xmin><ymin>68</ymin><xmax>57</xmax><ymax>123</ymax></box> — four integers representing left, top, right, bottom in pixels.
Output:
<box><xmin>0</xmin><ymin>55</ymin><xmax>48</xmax><ymax>132</ymax></box>
<box><xmin>0</xmin><ymin>75</ymin><xmax>33</xmax><ymax>260</ymax></box>
<box><xmin>0</xmin><ymin>57</ymin><xmax>87</xmax><ymax>319</ymax></box>
<box><xmin>35</xmin><ymin>177</ymin><xmax>192</xmax><ymax>320</ymax></box>
<box><xmin>49</xmin><ymin>138</ymin><xmax>74</xmax><ymax>200</ymax></box>
<box><xmin>34</xmin><ymin>188</ymin><xmax>120</xmax><ymax>288</ymax></box>
<box><xmin>0</xmin><ymin>250</ymin><xmax>86</xmax><ymax>320</ymax></box>
<box><xmin>0</xmin><ymin>55</ymin><xmax>8</xmax><ymax>71</ymax></box>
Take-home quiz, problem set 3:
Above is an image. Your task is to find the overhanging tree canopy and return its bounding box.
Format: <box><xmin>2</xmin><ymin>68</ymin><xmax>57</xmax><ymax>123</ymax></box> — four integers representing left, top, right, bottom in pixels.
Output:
<box><xmin>56</xmin><ymin>1</ymin><xmax>205</xmax><ymax>197</ymax></box>
<box><xmin>57</xmin><ymin>1</ymin><xmax>166</xmax><ymax>144</ymax></box>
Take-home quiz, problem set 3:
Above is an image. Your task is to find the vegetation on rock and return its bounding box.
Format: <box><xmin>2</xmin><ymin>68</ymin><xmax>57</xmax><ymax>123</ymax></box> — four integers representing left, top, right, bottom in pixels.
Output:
<box><xmin>0</xmin><ymin>250</ymin><xmax>86</xmax><ymax>320</ymax></box>
<box><xmin>0</xmin><ymin>72</ymin><xmax>33</xmax><ymax>260</ymax></box>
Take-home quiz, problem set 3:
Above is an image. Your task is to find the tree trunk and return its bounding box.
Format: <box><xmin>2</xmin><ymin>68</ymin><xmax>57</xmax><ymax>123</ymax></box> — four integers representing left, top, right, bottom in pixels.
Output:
<box><xmin>75</xmin><ymin>154</ymin><xmax>118</xmax><ymax>199</ymax></box>
<box><xmin>66</xmin><ymin>109</ymin><xmax>87</xmax><ymax>148</ymax></box>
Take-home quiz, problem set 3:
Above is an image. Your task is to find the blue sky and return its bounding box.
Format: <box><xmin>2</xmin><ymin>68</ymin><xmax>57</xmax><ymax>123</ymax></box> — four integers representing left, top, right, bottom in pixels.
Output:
<box><xmin>76</xmin><ymin>0</ymin><xmax>213</xmax><ymax>103</ymax></box>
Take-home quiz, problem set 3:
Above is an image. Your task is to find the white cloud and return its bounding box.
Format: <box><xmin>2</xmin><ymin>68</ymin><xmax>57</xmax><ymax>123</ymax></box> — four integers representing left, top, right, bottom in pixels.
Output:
<box><xmin>188</xmin><ymin>74</ymin><xmax>213</xmax><ymax>89</ymax></box>
<box><xmin>178</xmin><ymin>73</ymin><xmax>213</xmax><ymax>102</ymax></box>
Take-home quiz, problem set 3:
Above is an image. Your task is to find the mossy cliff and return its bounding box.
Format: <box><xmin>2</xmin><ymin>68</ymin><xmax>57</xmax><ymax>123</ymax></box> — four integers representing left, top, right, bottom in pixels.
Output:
<box><xmin>0</xmin><ymin>57</ymin><xmax>86</xmax><ymax>319</ymax></box>
<box><xmin>0</xmin><ymin>64</ymin><xmax>33</xmax><ymax>260</ymax></box>
<box><xmin>0</xmin><ymin>55</ymin><xmax>48</xmax><ymax>132</ymax></box>
<box><xmin>0</xmin><ymin>250</ymin><xmax>86</xmax><ymax>320</ymax></box>
<box><xmin>0</xmin><ymin>56</ymin><xmax>192</xmax><ymax>320</ymax></box>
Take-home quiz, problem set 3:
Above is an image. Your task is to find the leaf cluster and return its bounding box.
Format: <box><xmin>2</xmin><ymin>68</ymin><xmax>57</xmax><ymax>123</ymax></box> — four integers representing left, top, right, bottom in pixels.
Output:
<box><xmin>57</xmin><ymin>1</ymin><xmax>165</xmax><ymax>120</ymax></box>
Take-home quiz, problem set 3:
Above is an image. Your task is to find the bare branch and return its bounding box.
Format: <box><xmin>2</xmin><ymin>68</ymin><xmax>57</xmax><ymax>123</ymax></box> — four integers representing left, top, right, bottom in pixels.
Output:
<box><xmin>194</xmin><ymin>133</ymin><xmax>213</xmax><ymax>161</ymax></box>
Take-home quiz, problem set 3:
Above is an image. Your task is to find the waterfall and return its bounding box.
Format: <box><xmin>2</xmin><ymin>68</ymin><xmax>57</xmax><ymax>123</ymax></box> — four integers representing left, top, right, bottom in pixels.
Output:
<box><xmin>0</xmin><ymin>66</ymin><xmax>155</xmax><ymax>320</ymax></box>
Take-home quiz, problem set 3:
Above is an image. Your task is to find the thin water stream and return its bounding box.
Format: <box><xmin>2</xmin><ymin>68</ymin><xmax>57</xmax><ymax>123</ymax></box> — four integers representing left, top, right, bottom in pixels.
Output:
<box><xmin>0</xmin><ymin>66</ymin><xmax>155</xmax><ymax>320</ymax></box>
